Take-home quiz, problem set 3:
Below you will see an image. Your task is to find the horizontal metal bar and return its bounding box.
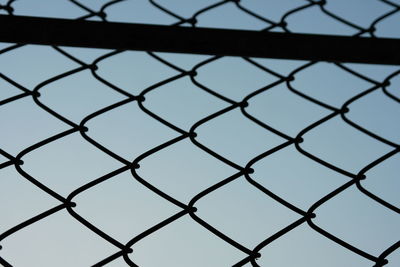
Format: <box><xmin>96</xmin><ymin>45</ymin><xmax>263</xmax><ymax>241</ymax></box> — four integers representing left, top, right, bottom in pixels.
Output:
<box><xmin>1</xmin><ymin>15</ymin><xmax>400</xmax><ymax>65</ymax></box>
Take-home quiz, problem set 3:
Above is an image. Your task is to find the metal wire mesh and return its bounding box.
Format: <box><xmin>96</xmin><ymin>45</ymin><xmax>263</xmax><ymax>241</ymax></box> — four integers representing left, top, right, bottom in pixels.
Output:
<box><xmin>0</xmin><ymin>0</ymin><xmax>399</xmax><ymax>266</ymax></box>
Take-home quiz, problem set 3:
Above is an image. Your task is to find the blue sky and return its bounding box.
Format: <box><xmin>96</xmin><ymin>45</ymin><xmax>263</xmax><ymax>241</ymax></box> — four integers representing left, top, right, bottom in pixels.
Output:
<box><xmin>0</xmin><ymin>0</ymin><xmax>399</xmax><ymax>266</ymax></box>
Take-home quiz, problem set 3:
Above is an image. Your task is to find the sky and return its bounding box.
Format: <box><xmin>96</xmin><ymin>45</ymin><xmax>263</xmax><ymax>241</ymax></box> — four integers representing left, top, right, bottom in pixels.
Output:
<box><xmin>0</xmin><ymin>0</ymin><xmax>399</xmax><ymax>267</ymax></box>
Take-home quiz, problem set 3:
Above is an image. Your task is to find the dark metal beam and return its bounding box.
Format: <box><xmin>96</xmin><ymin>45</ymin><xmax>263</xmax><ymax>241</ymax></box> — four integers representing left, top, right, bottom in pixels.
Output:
<box><xmin>1</xmin><ymin>15</ymin><xmax>400</xmax><ymax>65</ymax></box>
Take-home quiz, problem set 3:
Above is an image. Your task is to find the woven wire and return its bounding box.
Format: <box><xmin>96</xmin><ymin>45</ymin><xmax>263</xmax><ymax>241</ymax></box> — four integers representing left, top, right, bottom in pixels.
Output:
<box><xmin>0</xmin><ymin>0</ymin><xmax>399</xmax><ymax>266</ymax></box>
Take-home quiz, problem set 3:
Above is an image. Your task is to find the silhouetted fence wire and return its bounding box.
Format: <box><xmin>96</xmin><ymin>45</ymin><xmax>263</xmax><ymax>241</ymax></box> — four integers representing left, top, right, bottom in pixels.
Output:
<box><xmin>0</xmin><ymin>0</ymin><xmax>399</xmax><ymax>266</ymax></box>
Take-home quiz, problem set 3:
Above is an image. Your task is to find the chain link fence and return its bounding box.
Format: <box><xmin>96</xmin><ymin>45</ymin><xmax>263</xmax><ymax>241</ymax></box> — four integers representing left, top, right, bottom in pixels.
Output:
<box><xmin>0</xmin><ymin>0</ymin><xmax>399</xmax><ymax>266</ymax></box>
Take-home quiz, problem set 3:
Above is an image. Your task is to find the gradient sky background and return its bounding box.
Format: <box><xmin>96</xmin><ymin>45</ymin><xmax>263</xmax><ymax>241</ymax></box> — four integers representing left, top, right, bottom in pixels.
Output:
<box><xmin>0</xmin><ymin>0</ymin><xmax>399</xmax><ymax>266</ymax></box>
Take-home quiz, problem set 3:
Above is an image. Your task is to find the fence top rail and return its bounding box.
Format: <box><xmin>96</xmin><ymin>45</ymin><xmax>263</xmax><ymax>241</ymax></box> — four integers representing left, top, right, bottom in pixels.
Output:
<box><xmin>1</xmin><ymin>14</ymin><xmax>400</xmax><ymax>65</ymax></box>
